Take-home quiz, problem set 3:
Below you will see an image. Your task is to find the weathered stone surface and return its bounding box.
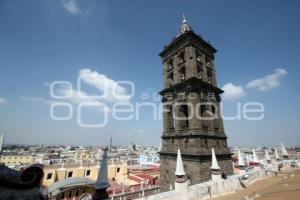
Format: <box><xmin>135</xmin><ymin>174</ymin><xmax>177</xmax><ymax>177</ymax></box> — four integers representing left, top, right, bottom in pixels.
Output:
<box><xmin>159</xmin><ymin>26</ymin><xmax>233</xmax><ymax>191</ymax></box>
<box><xmin>0</xmin><ymin>164</ymin><xmax>44</xmax><ymax>200</ymax></box>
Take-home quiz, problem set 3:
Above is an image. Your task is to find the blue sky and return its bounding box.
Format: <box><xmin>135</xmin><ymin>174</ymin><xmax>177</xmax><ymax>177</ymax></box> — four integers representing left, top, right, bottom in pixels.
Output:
<box><xmin>0</xmin><ymin>0</ymin><xmax>299</xmax><ymax>146</ymax></box>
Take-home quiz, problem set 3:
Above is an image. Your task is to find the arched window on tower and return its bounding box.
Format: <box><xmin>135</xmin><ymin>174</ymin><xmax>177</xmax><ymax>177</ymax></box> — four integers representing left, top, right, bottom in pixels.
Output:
<box><xmin>211</xmin><ymin>104</ymin><xmax>216</xmax><ymax>114</ymax></box>
<box><xmin>168</xmin><ymin>105</ymin><xmax>174</xmax><ymax>130</ymax></box>
<box><xmin>184</xmin><ymin>138</ymin><xmax>189</xmax><ymax>148</ymax></box>
<box><xmin>205</xmin><ymin>140</ymin><xmax>208</xmax><ymax>149</ymax></box>
<box><xmin>167</xmin><ymin>59</ymin><xmax>173</xmax><ymax>70</ymax></box>
<box><xmin>178</xmin><ymin>51</ymin><xmax>185</xmax><ymax>64</ymax></box>
<box><xmin>197</xmin><ymin>63</ymin><xmax>203</xmax><ymax>79</ymax></box>
<box><xmin>168</xmin><ymin>72</ymin><xmax>174</xmax><ymax>85</ymax></box>
<box><xmin>180</xmin><ymin>67</ymin><xmax>186</xmax><ymax>81</ymax></box>
<box><xmin>196</xmin><ymin>51</ymin><xmax>202</xmax><ymax>62</ymax></box>
<box><xmin>206</xmin><ymin>57</ymin><xmax>211</xmax><ymax>68</ymax></box>
<box><xmin>180</xmin><ymin>105</ymin><xmax>189</xmax><ymax>128</ymax></box>
<box><xmin>200</xmin><ymin>104</ymin><xmax>209</xmax><ymax>130</ymax></box>
<box><xmin>200</xmin><ymin>104</ymin><xmax>207</xmax><ymax>117</ymax></box>
<box><xmin>207</xmin><ymin>68</ymin><xmax>213</xmax><ymax>83</ymax></box>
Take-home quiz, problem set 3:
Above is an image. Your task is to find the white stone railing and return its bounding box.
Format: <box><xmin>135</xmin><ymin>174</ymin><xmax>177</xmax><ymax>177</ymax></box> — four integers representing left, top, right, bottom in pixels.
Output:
<box><xmin>136</xmin><ymin>169</ymin><xmax>266</xmax><ymax>200</ymax></box>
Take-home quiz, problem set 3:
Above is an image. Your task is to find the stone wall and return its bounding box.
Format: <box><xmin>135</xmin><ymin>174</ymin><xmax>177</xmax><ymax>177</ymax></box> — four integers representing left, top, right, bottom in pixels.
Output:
<box><xmin>137</xmin><ymin>169</ymin><xmax>266</xmax><ymax>200</ymax></box>
<box><xmin>160</xmin><ymin>155</ymin><xmax>233</xmax><ymax>192</ymax></box>
<box><xmin>111</xmin><ymin>186</ymin><xmax>160</xmax><ymax>200</ymax></box>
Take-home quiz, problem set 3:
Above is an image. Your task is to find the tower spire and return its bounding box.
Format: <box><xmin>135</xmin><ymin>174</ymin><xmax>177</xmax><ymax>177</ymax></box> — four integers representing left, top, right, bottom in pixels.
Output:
<box><xmin>237</xmin><ymin>149</ymin><xmax>245</xmax><ymax>166</ymax></box>
<box><xmin>237</xmin><ymin>149</ymin><xmax>246</xmax><ymax>175</ymax></box>
<box><xmin>281</xmin><ymin>142</ymin><xmax>288</xmax><ymax>157</ymax></box>
<box><xmin>93</xmin><ymin>148</ymin><xmax>110</xmax><ymax>200</ymax></box>
<box><xmin>275</xmin><ymin>148</ymin><xmax>279</xmax><ymax>160</ymax></box>
<box><xmin>265</xmin><ymin>149</ymin><xmax>271</xmax><ymax>161</ymax></box>
<box><xmin>180</xmin><ymin>14</ymin><xmax>191</xmax><ymax>34</ymax></box>
<box><xmin>174</xmin><ymin>149</ymin><xmax>188</xmax><ymax>193</ymax></box>
<box><xmin>211</xmin><ymin>148</ymin><xmax>220</xmax><ymax>170</ymax></box>
<box><xmin>175</xmin><ymin>149</ymin><xmax>185</xmax><ymax>176</ymax></box>
<box><xmin>252</xmin><ymin>149</ymin><xmax>259</xmax><ymax>163</ymax></box>
<box><xmin>211</xmin><ymin>148</ymin><xmax>222</xmax><ymax>181</ymax></box>
<box><xmin>110</xmin><ymin>133</ymin><xmax>113</xmax><ymax>152</ymax></box>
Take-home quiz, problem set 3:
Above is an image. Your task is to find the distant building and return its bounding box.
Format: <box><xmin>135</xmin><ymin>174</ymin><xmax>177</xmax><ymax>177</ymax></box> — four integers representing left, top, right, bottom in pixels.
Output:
<box><xmin>0</xmin><ymin>155</ymin><xmax>33</xmax><ymax>167</ymax></box>
<box><xmin>42</xmin><ymin>160</ymin><xmax>128</xmax><ymax>187</ymax></box>
<box><xmin>75</xmin><ymin>148</ymin><xmax>98</xmax><ymax>161</ymax></box>
<box><xmin>139</xmin><ymin>153</ymin><xmax>159</xmax><ymax>165</ymax></box>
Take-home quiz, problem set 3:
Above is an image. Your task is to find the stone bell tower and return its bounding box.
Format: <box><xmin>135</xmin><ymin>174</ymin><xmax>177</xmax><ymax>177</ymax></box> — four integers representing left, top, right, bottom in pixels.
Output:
<box><xmin>159</xmin><ymin>16</ymin><xmax>233</xmax><ymax>191</ymax></box>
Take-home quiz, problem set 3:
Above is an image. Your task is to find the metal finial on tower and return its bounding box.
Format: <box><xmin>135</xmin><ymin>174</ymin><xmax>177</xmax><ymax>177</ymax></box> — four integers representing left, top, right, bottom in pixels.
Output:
<box><xmin>182</xmin><ymin>13</ymin><xmax>187</xmax><ymax>23</ymax></box>
<box><xmin>180</xmin><ymin>14</ymin><xmax>191</xmax><ymax>34</ymax></box>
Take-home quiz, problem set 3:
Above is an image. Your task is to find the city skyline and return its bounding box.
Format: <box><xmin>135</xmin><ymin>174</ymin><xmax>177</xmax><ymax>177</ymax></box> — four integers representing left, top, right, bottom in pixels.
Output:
<box><xmin>0</xmin><ymin>0</ymin><xmax>300</xmax><ymax>146</ymax></box>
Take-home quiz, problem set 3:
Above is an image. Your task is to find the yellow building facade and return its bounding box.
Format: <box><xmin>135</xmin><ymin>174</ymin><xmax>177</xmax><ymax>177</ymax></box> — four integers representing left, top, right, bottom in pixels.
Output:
<box><xmin>43</xmin><ymin>161</ymin><xmax>128</xmax><ymax>187</ymax></box>
<box><xmin>75</xmin><ymin>149</ymin><xmax>97</xmax><ymax>161</ymax></box>
<box><xmin>0</xmin><ymin>155</ymin><xmax>33</xmax><ymax>166</ymax></box>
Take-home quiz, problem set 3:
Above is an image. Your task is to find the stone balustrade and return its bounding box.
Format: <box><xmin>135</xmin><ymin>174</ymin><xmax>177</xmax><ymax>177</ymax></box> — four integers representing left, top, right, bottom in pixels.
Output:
<box><xmin>135</xmin><ymin>169</ymin><xmax>266</xmax><ymax>200</ymax></box>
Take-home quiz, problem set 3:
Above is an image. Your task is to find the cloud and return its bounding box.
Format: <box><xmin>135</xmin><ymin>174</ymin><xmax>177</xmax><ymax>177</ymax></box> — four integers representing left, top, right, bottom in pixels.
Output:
<box><xmin>22</xmin><ymin>96</ymin><xmax>54</xmax><ymax>105</ymax></box>
<box><xmin>0</xmin><ymin>97</ymin><xmax>8</xmax><ymax>105</ymax></box>
<box><xmin>246</xmin><ymin>68</ymin><xmax>287</xmax><ymax>91</ymax></box>
<box><xmin>61</xmin><ymin>0</ymin><xmax>82</xmax><ymax>16</ymax></box>
<box><xmin>78</xmin><ymin>68</ymin><xmax>130</xmax><ymax>103</ymax></box>
<box><xmin>137</xmin><ymin>129</ymin><xmax>145</xmax><ymax>134</ymax></box>
<box><xmin>55</xmin><ymin>87</ymin><xmax>102</xmax><ymax>105</ymax></box>
<box><xmin>49</xmin><ymin>68</ymin><xmax>131</xmax><ymax>113</ymax></box>
<box><xmin>221</xmin><ymin>83</ymin><xmax>246</xmax><ymax>101</ymax></box>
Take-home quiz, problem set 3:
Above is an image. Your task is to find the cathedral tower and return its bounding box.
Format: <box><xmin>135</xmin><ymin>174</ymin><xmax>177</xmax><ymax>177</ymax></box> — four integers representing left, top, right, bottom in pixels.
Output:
<box><xmin>159</xmin><ymin>17</ymin><xmax>233</xmax><ymax>191</ymax></box>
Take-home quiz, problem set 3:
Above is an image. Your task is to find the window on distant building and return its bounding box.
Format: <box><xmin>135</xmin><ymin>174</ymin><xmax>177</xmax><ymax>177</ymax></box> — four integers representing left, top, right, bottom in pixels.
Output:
<box><xmin>68</xmin><ymin>171</ymin><xmax>73</xmax><ymax>178</ymax></box>
<box><xmin>46</xmin><ymin>173</ymin><xmax>53</xmax><ymax>180</ymax></box>
<box><xmin>86</xmin><ymin>170</ymin><xmax>91</xmax><ymax>176</ymax></box>
<box><xmin>117</xmin><ymin>167</ymin><xmax>120</xmax><ymax>173</ymax></box>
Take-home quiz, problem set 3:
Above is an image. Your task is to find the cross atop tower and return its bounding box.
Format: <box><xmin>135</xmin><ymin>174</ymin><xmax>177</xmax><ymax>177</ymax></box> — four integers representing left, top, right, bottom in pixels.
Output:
<box><xmin>180</xmin><ymin>14</ymin><xmax>191</xmax><ymax>34</ymax></box>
